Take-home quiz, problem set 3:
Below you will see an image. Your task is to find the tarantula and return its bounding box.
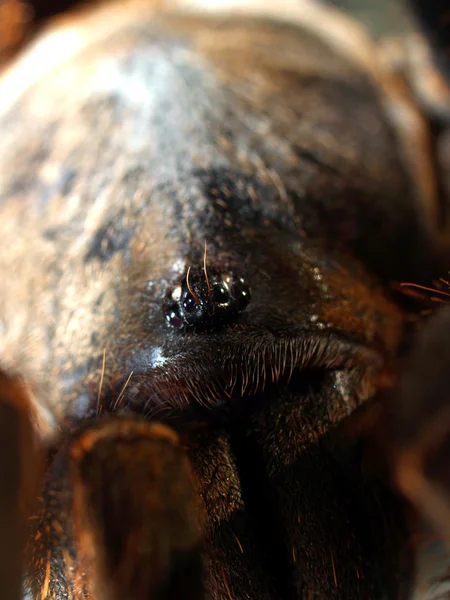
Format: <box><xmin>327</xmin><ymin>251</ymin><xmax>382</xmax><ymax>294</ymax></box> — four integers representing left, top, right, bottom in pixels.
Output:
<box><xmin>0</xmin><ymin>0</ymin><xmax>449</xmax><ymax>599</ymax></box>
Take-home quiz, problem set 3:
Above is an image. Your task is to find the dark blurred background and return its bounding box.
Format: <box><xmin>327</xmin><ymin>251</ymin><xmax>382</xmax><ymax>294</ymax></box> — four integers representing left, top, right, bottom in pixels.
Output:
<box><xmin>329</xmin><ymin>0</ymin><xmax>414</xmax><ymax>37</ymax></box>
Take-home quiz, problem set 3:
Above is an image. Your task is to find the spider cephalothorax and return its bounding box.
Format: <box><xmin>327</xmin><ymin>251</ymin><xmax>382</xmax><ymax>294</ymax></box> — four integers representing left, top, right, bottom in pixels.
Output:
<box><xmin>0</xmin><ymin>1</ymin><xmax>450</xmax><ymax>599</ymax></box>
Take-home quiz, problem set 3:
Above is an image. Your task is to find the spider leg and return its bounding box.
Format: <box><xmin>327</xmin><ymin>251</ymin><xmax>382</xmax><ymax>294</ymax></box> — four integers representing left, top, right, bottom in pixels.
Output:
<box><xmin>186</xmin><ymin>390</ymin><xmax>409</xmax><ymax>600</ymax></box>
<box><xmin>394</xmin><ymin>306</ymin><xmax>450</xmax><ymax>539</ymax></box>
<box><xmin>0</xmin><ymin>373</ymin><xmax>43</xmax><ymax>600</ymax></box>
<box><xmin>189</xmin><ymin>428</ymin><xmax>280</xmax><ymax>600</ymax></box>
<box><xmin>26</xmin><ymin>418</ymin><xmax>204</xmax><ymax>600</ymax></box>
<box><xmin>224</xmin><ymin>392</ymin><xmax>408</xmax><ymax>599</ymax></box>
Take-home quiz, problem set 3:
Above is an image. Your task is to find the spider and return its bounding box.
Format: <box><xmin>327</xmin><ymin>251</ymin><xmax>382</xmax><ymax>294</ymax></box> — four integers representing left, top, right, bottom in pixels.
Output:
<box><xmin>0</xmin><ymin>1</ymin><xmax>449</xmax><ymax>599</ymax></box>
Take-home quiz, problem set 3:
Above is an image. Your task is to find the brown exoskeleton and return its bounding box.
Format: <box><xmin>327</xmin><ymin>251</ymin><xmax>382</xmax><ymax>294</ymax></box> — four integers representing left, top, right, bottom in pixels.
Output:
<box><xmin>0</xmin><ymin>0</ymin><xmax>450</xmax><ymax>598</ymax></box>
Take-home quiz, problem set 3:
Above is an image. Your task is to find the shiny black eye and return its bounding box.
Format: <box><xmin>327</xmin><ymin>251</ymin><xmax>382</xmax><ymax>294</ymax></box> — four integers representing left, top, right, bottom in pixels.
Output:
<box><xmin>212</xmin><ymin>284</ymin><xmax>230</xmax><ymax>304</ymax></box>
<box><xmin>182</xmin><ymin>293</ymin><xmax>197</xmax><ymax>313</ymax></box>
<box><xmin>232</xmin><ymin>277</ymin><xmax>251</xmax><ymax>310</ymax></box>
<box><xmin>166</xmin><ymin>310</ymin><xmax>184</xmax><ymax>328</ymax></box>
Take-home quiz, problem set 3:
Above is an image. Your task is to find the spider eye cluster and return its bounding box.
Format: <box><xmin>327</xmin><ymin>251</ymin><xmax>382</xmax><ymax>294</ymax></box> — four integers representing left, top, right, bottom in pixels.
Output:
<box><xmin>164</xmin><ymin>267</ymin><xmax>250</xmax><ymax>330</ymax></box>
